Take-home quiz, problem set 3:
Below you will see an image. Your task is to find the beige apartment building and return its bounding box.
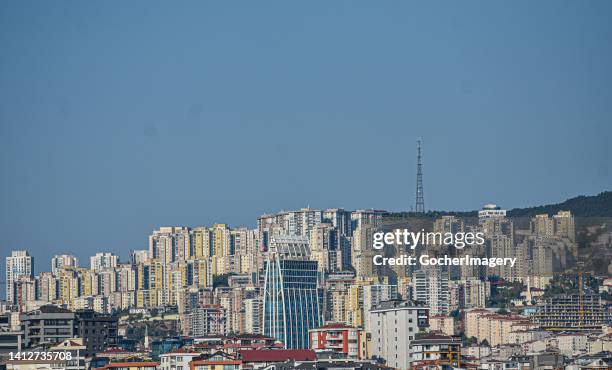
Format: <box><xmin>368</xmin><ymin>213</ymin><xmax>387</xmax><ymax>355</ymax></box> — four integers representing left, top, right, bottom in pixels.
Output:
<box><xmin>429</xmin><ymin>314</ymin><xmax>455</xmax><ymax>335</ymax></box>
<box><xmin>465</xmin><ymin>309</ymin><xmax>537</xmax><ymax>347</ymax></box>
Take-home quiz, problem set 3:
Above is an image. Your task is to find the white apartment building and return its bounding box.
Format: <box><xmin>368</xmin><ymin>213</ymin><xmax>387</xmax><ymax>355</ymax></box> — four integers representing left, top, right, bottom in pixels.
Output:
<box><xmin>411</xmin><ymin>268</ymin><xmax>449</xmax><ymax>315</ymax></box>
<box><xmin>369</xmin><ymin>300</ymin><xmax>429</xmax><ymax>370</ymax></box>
<box><xmin>90</xmin><ymin>252</ymin><xmax>118</xmax><ymax>271</ymax></box>
<box><xmin>51</xmin><ymin>254</ymin><xmax>79</xmax><ymax>275</ymax></box>
<box><xmin>244</xmin><ymin>298</ymin><xmax>262</xmax><ymax>335</ymax></box>
<box><xmin>362</xmin><ymin>284</ymin><xmax>398</xmax><ymax>332</ymax></box>
<box><xmin>6</xmin><ymin>251</ymin><xmax>33</xmax><ymax>304</ymax></box>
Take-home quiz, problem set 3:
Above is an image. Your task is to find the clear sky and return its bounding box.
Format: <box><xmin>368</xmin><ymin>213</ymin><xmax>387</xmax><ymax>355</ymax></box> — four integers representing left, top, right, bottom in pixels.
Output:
<box><xmin>1</xmin><ymin>1</ymin><xmax>611</xmax><ymax>278</ymax></box>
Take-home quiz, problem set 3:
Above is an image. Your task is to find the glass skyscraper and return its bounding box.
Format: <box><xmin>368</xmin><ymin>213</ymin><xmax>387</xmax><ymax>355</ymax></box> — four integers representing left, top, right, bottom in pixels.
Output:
<box><xmin>263</xmin><ymin>236</ymin><xmax>323</xmax><ymax>349</ymax></box>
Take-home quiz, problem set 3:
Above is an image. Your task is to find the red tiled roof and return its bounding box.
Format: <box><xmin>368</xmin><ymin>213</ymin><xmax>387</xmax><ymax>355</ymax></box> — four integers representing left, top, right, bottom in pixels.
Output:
<box><xmin>239</xmin><ymin>349</ymin><xmax>316</xmax><ymax>362</ymax></box>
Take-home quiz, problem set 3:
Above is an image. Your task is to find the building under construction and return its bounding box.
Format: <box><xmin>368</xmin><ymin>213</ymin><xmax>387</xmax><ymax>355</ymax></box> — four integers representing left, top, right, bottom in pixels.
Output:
<box><xmin>533</xmin><ymin>294</ymin><xmax>609</xmax><ymax>331</ymax></box>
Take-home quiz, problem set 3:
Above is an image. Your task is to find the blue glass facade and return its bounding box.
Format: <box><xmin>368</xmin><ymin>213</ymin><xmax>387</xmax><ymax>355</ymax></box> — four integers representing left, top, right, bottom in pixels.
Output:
<box><xmin>263</xmin><ymin>253</ymin><xmax>323</xmax><ymax>349</ymax></box>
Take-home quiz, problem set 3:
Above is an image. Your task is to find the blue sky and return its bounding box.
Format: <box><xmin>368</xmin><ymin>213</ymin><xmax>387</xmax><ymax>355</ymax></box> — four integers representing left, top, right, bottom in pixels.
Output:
<box><xmin>1</xmin><ymin>1</ymin><xmax>611</xmax><ymax>277</ymax></box>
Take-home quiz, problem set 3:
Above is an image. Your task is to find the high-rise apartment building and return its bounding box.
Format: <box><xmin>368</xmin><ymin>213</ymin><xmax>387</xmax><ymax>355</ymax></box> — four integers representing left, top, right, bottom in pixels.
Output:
<box><xmin>531</xmin><ymin>211</ymin><xmax>576</xmax><ymax>241</ymax></box>
<box><xmin>411</xmin><ymin>268</ymin><xmax>450</xmax><ymax>315</ymax></box>
<box><xmin>36</xmin><ymin>272</ymin><xmax>58</xmax><ymax>302</ymax></box>
<box><xmin>212</xmin><ymin>223</ymin><xmax>230</xmax><ymax>259</ymax></box>
<box><xmin>350</xmin><ymin>209</ymin><xmax>386</xmax><ymax>231</ymax></box>
<box><xmin>449</xmin><ymin>278</ymin><xmax>489</xmax><ymax>310</ymax></box>
<box><xmin>131</xmin><ymin>250</ymin><xmax>149</xmax><ymax>265</ymax></box>
<box><xmin>553</xmin><ymin>211</ymin><xmax>576</xmax><ymax>242</ymax></box>
<box><xmin>322</xmin><ymin>208</ymin><xmax>353</xmax><ymax>237</ymax></box>
<box><xmin>149</xmin><ymin>227</ymin><xmax>191</xmax><ymax>264</ymax></box>
<box><xmin>369</xmin><ymin>300</ymin><xmax>429</xmax><ymax>370</ymax></box>
<box><xmin>434</xmin><ymin>216</ymin><xmax>464</xmax><ymax>235</ymax></box>
<box><xmin>531</xmin><ymin>241</ymin><xmax>554</xmax><ymax>277</ymax></box>
<box><xmin>188</xmin><ymin>305</ymin><xmax>227</xmax><ymax>336</ymax></box>
<box><xmin>362</xmin><ymin>284</ymin><xmax>399</xmax><ymax>332</ymax></box>
<box><xmin>51</xmin><ymin>254</ymin><xmax>79</xmax><ymax>275</ymax></box>
<box><xmin>531</xmin><ymin>214</ymin><xmax>555</xmax><ymax>237</ymax></box>
<box><xmin>90</xmin><ymin>252</ymin><xmax>118</xmax><ymax>271</ymax></box>
<box><xmin>485</xmin><ymin>234</ymin><xmax>521</xmax><ymax>280</ymax></box>
<box><xmin>479</xmin><ymin>204</ymin><xmax>513</xmax><ymax>241</ymax></box>
<box><xmin>530</xmin><ymin>211</ymin><xmax>577</xmax><ymax>257</ymax></box>
<box><xmin>244</xmin><ymin>298</ymin><xmax>262</xmax><ymax>335</ymax></box>
<box><xmin>258</xmin><ymin>208</ymin><xmax>323</xmax><ymax>249</ymax></box>
<box><xmin>351</xmin><ymin>224</ymin><xmax>378</xmax><ymax>279</ymax></box>
<box><xmin>6</xmin><ymin>250</ymin><xmax>33</xmax><ymax>304</ymax></box>
<box><xmin>13</xmin><ymin>275</ymin><xmax>36</xmax><ymax>311</ymax></box>
<box><xmin>309</xmin><ymin>223</ymin><xmax>343</xmax><ymax>273</ymax></box>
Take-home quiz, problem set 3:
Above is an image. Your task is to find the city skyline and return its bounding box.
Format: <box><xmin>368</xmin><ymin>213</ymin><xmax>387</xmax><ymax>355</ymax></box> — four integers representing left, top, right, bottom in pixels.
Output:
<box><xmin>0</xmin><ymin>192</ymin><xmax>607</xmax><ymax>286</ymax></box>
<box><xmin>0</xmin><ymin>193</ymin><xmax>599</xmax><ymax>277</ymax></box>
<box><xmin>2</xmin><ymin>188</ymin><xmax>610</xmax><ymax>368</ymax></box>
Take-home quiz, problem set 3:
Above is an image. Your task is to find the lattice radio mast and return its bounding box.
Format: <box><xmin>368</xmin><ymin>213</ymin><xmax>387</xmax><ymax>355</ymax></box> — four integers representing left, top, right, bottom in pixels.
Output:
<box><xmin>415</xmin><ymin>139</ymin><xmax>425</xmax><ymax>214</ymax></box>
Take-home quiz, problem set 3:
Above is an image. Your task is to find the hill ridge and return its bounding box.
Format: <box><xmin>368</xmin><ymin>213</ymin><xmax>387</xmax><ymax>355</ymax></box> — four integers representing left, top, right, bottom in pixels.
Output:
<box><xmin>507</xmin><ymin>191</ymin><xmax>612</xmax><ymax>217</ymax></box>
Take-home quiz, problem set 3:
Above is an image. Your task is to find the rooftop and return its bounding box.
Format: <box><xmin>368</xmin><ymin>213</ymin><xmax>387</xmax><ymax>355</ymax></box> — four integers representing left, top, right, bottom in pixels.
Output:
<box><xmin>371</xmin><ymin>300</ymin><xmax>426</xmax><ymax>312</ymax></box>
<box><xmin>37</xmin><ymin>305</ymin><xmax>73</xmax><ymax>314</ymax></box>
<box><xmin>239</xmin><ymin>349</ymin><xmax>316</xmax><ymax>362</ymax></box>
<box><xmin>315</xmin><ymin>323</ymin><xmax>355</xmax><ymax>330</ymax></box>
